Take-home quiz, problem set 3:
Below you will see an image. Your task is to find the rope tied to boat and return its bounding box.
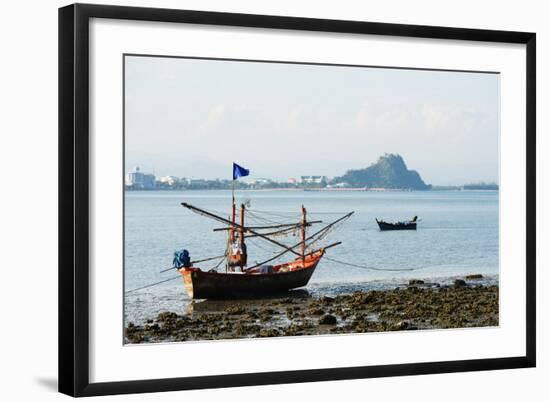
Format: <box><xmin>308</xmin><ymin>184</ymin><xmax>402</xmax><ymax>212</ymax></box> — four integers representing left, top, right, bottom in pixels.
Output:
<box><xmin>125</xmin><ymin>276</ymin><xmax>181</xmax><ymax>294</ymax></box>
<box><xmin>159</xmin><ymin>254</ymin><xmax>226</xmax><ymax>273</ymax></box>
<box><xmin>244</xmin><ymin>211</ymin><xmax>354</xmax><ymax>270</ymax></box>
<box><xmin>324</xmin><ymin>256</ymin><xmax>417</xmax><ymax>272</ymax></box>
<box><xmin>128</xmin><ymin>253</ymin><xmax>229</xmax><ymax>294</ymax></box>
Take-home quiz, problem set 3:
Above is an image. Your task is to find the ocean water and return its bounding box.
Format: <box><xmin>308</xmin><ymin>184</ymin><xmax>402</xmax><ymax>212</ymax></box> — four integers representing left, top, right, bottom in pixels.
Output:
<box><xmin>124</xmin><ymin>190</ymin><xmax>499</xmax><ymax>323</ymax></box>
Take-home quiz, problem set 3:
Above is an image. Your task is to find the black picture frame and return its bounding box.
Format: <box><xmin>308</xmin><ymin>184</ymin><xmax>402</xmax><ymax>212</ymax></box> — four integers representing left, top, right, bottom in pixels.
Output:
<box><xmin>59</xmin><ymin>3</ymin><xmax>536</xmax><ymax>397</ymax></box>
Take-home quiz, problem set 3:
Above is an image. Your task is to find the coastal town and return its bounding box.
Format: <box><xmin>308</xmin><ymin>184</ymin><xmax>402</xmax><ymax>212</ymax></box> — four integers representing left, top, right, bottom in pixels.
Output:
<box><xmin>126</xmin><ymin>166</ymin><xmax>334</xmax><ymax>190</ymax></box>
<box><xmin>125</xmin><ymin>153</ymin><xmax>499</xmax><ymax>191</ymax></box>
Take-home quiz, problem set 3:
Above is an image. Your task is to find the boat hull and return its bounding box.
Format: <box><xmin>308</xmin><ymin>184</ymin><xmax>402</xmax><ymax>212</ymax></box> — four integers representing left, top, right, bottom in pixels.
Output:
<box><xmin>376</xmin><ymin>220</ymin><xmax>417</xmax><ymax>231</ymax></box>
<box><xmin>180</xmin><ymin>251</ymin><xmax>323</xmax><ymax>299</ymax></box>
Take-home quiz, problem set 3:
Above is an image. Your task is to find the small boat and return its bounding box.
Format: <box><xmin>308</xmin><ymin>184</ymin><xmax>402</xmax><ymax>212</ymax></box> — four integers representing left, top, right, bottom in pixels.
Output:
<box><xmin>376</xmin><ymin>216</ymin><xmax>418</xmax><ymax>231</ymax></box>
<box><xmin>175</xmin><ymin>179</ymin><xmax>353</xmax><ymax>299</ymax></box>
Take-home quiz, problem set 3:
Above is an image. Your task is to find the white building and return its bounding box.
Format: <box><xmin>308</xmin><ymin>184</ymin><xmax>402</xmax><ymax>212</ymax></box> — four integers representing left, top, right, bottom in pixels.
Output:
<box><xmin>300</xmin><ymin>175</ymin><xmax>327</xmax><ymax>184</ymax></box>
<box><xmin>250</xmin><ymin>178</ymin><xmax>272</xmax><ymax>185</ymax></box>
<box><xmin>159</xmin><ymin>176</ymin><xmax>180</xmax><ymax>186</ymax></box>
<box><xmin>125</xmin><ymin>166</ymin><xmax>156</xmax><ymax>189</ymax></box>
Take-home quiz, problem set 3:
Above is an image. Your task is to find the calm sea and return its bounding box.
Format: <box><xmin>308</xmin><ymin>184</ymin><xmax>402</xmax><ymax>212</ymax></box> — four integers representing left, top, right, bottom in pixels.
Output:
<box><xmin>124</xmin><ymin>189</ymin><xmax>499</xmax><ymax>323</ymax></box>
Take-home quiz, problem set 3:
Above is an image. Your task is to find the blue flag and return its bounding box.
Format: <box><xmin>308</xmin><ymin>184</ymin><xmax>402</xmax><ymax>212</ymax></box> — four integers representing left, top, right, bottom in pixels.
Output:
<box><xmin>233</xmin><ymin>162</ymin><xmax>250</xmax><ymax>180</ymax></box>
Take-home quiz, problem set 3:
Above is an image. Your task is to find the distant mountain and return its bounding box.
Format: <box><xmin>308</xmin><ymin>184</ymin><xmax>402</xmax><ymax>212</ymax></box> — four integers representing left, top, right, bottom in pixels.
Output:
<box><xmin>331</xmin><ymin>154</ymin><xmax>431</xmax><ymax>190</ymax></box>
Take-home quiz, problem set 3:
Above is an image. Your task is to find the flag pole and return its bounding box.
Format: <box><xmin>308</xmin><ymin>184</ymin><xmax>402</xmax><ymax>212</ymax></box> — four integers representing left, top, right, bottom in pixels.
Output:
<box><xmin>232</xmin><ymin>163</ymin><xmax>235</xmax><ymax>206</ymax></box>
<box><xmin>232</xmin><ymin>178</ymin><xmax>235</xmax><ymax>206</ymax></box>
<box><xmin>230</xmin><ymin>165</ymin><xmax>236</xmax><ymax>273</ymax></box>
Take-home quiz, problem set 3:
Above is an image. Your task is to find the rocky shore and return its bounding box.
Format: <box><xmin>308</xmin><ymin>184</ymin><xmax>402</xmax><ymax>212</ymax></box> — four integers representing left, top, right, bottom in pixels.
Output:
<box><xmin>125</xmin><ymin>278</ymin><xmax>498</xmax><ymax>344</ymax></box>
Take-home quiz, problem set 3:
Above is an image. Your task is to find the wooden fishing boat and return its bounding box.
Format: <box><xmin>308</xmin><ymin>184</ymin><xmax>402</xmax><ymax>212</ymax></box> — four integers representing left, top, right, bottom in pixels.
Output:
<box><xmin>175</xmin><ymin>193</ymin><xmax>352</xmax><ymax>299</ymax></box>
<box><xmin>181</xmin><ymin>250</ymin><xmax>324</xmax><ymax>299</ymax></box>
<box><xmin>376</xmin><ymin>216</ymin><xmax>417</xmax><ymax>231</ymax></box>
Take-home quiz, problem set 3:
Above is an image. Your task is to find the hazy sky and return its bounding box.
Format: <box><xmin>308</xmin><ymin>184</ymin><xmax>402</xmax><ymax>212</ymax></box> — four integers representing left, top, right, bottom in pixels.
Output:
<box><xmin>125</xmin><ymin>55</ymin><xmax>499</xmax><ymax>185</ymax></box>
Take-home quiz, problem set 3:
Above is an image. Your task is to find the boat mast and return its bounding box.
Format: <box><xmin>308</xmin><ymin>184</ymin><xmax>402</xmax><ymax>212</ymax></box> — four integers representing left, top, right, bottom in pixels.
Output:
<box><xmin>231</xmin><ymin>202</ymin><xmax>236</xmax><ymax>243</ymax></box>
<box><xmin>228</xmin><ymin>181</ymin><xmax>236</xmax><ymax>272</ymax></box>
<box><xmin>240</xmin><ymin>203</ymin><xmax>246</xmax><ymax>269</ymax></box>
<box><xmin>231</xmin><ymin>172</ymin><xmax>236</xmax><ymax>242</ymax></box>
<box><xmin>240</xmin><ymin>203</ymin><xmax>245</xmax><ymax>249</ymax></box>
<box><xmin>301</xmin><ymin>205</ymin><xmax>307</xmax><ymax>262</ymax></box>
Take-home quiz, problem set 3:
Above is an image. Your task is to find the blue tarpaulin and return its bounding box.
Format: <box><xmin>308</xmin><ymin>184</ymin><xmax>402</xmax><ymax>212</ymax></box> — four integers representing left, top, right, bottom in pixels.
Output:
<box><xmin>173</xmin><ymin>249</ymin><xmax>191</xmax><ymax>268</ymax></box>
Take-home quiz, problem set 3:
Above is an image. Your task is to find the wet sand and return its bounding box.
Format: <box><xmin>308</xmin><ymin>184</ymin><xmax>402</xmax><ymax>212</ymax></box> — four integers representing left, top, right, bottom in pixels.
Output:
<box><xmin>125</xmin><ymin>277</ymin><xmax>498</xmax><ymax>344</ymax></box>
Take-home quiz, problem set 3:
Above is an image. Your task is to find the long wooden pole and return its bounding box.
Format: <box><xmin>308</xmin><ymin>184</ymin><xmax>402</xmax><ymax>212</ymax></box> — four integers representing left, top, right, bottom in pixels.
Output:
<box><xmin>240</xmin><ymin>203</ymin><xmax>245</xmax><ymax>270</ymax></box>
<box><xmin>231</xmin><ymin>172</ymin><xmax>235</xmax><ymax>241</ymax></box>
<box><xmin>301</xmin><ymin>205</ymin><xmax>306</xmax><ymax>263</ymax></box>
<box><xmin>231</xmin><ymin>202</ymin><xmax>236</xmax><ymax>242</ymax></box>
<box><xmin>303</xmin><ymin>241</ymin><xmax>342</xmax><ymax>256</ymax></box>
<box><xmin>240</xmin><ymin>204</ymin><xmax>245</xmax><ymax>248</ymax></box>
<box><xmin>231</xmin><ymin>176</ymin><xmax>235</xmax><ymax>205</ymax></box>
<box><xmin>159</xmin><ymin>254</ymin><xmax>226</xmax><ymax>273</ymax></box>
<box><xmin>181</xmin><ymin>202</ymin><xmax>303</xmax><ymax>257</ymax></box>
<box><xmin>245</xmin><ymin>225</ymin><xmax>310</xmax><ymax>238</ymax></box>
<box><xmin>212</xmin><ymin>220</ymin><xmax>322</xmax><ymax>232</ymax></box>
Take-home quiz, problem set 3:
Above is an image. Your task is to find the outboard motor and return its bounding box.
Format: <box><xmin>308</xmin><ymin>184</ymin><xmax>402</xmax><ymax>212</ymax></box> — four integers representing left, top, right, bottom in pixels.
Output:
<box><xmin>173</xmin><ymin>249</ymin><xmax>191</xmax><ymax>269</ymax></box>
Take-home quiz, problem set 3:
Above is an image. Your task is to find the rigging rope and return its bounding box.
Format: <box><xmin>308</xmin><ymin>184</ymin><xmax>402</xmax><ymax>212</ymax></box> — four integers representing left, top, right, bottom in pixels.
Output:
<box><xmin>246</xmin><ymin>210</ymin><xmax>294</xmax><ymax>225</ymax></box>
<box><xmin>249</xmin><ymin>209</ymin><xmax>349</xmax><ymax>219</ymax></box>
<box><xmin>247</xmin><ymin>238</ymin><xmax>280</xmax><ymax>253</ymax></box>
<box><xmin>182</xmin><ymin>202</ymin><xmax>303</xmax><ymax>257</ymax></box>
<box><xmin>160</xmin><ymin>254</ymin><xmax>226</xmax><ymax>273</ymax></box>
<box><xmin>125</xmin><ymin>276</ymin><xmax>180</xmax><ymax>294</ymax></box>
<box><xmin>302</xmin><ymin>216</ymin><xmax>347</xmax><ymax>250</ymax></box>
<box><xmin>248</xmin><ymin>209</ymin><xmax>301</xmax><ymax>218</ymax></box>
<box><xmin>245</xmin><ymin>226</ymin><xmax>299</xmax><ymax>239</ymax></box>
<box><xmin>211</xmin><ymin>254</ymin><xmax>227</xmax><ymax>271</ymax></box>
<box><xmin>245</xmin><ymin>212</ymin><xmax>354</xmax><ymax>270</ymax></box>
<box><xmin>324</xmin><ymin>256</ymin><xmax>416</xmax><ymax>271</ymax></box>
<box><xmin>128</xmin><ymin>254</ymin><xmax>229</xmax><ymax>293</ymax></box>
